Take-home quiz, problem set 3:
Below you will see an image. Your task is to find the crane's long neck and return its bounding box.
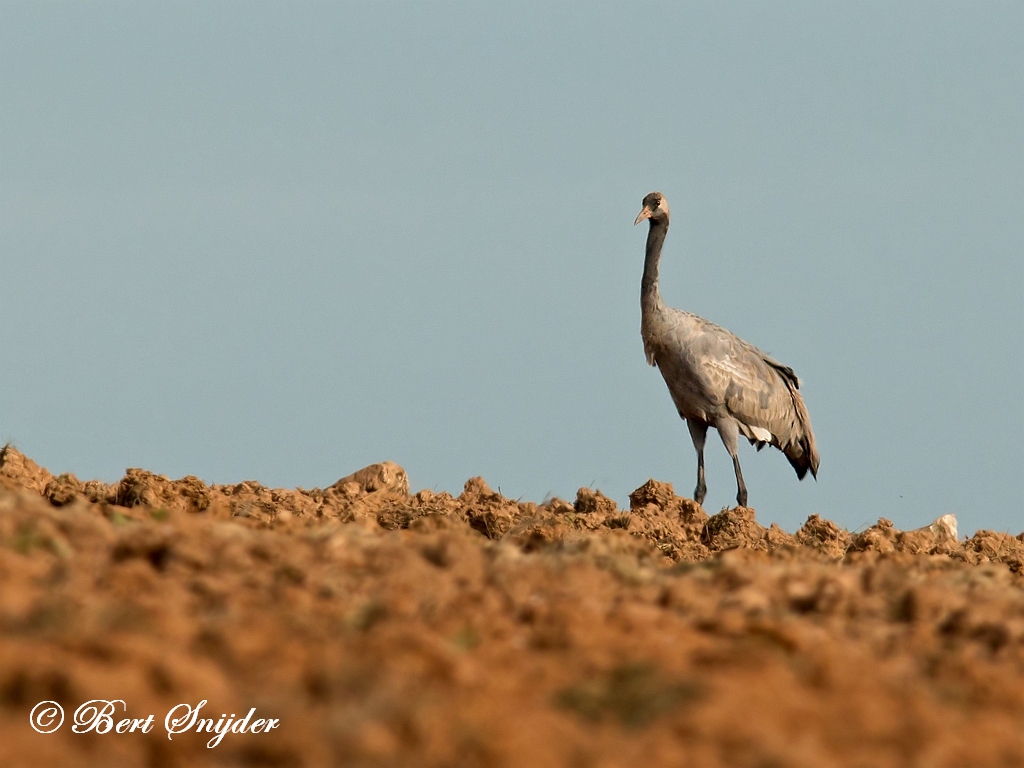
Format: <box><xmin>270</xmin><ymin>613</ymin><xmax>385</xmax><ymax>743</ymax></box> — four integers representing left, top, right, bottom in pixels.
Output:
<box><xmin>641</xmin><ymin>218</ymin><xmax>668</xmax><ymax>316</ymax></box>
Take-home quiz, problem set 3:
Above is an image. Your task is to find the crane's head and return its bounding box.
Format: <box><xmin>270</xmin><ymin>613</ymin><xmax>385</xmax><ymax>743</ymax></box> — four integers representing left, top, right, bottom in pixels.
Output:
<box><xmin>634</xmin><ymin>192</ymin><xmax>670</xmax><ymax>225</ymax></box>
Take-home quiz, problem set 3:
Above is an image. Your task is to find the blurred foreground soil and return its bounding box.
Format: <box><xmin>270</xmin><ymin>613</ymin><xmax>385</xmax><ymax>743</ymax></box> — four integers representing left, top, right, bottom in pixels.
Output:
<box><xmin>1</xmin><ymin>445</ymin><xmax>1023</xmax><ymax>768</ymax></box>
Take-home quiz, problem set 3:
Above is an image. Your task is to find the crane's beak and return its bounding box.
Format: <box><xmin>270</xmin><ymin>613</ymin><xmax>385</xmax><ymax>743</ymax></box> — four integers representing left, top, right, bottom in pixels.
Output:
<box><xmin>634</xmin><ymin>206</ymin><xmax>652</xmax><ymax>226</ymax></box>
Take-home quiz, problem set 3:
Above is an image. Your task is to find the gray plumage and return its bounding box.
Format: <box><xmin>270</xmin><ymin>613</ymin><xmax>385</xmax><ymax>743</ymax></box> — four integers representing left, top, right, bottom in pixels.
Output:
<box><xmin>634</xmin><ymin>191</ymin><xmax>819</xmax><ymax>507</ymax></box>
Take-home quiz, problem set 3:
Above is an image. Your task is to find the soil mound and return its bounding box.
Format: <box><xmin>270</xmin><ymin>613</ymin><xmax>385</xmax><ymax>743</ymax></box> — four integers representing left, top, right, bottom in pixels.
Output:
<box><xmin>1</xmin><ymin>445</ymin><xmax>1022</xmax><ymax>767</ymax></box>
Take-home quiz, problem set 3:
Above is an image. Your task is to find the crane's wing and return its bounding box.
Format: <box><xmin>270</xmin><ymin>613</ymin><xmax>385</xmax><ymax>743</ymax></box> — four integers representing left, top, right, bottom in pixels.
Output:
<box><xmin>693</xmin><ymin>322</ymin><xmax>820</xmax><ymax>480</ymax></box>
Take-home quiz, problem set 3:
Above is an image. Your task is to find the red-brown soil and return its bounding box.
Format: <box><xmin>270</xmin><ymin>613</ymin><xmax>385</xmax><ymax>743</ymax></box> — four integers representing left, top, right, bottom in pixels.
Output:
<box><xmin>1</xmin><ymin>445</ymin><xmax>1022</xmax><ymax>767</ymax></box>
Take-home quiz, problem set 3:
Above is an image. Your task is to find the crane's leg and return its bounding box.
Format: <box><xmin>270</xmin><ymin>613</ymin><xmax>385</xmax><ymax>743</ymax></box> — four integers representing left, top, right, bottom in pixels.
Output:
<box><xmin>716</xmin><ymin>418</ymin><xmax>748</xmax><ymax>508</ymax></box>
<box><xmin>686</xmin><ymin>419</ymin><xmax>708</xmax><ymax>505</ymax></box>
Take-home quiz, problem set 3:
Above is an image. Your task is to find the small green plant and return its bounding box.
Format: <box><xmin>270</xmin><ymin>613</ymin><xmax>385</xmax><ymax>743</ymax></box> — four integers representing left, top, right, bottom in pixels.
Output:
<box><xmin>556</xmin><ymin>662</ymin><xmax>703</xmax><ymax>728</ymax></box>
<box><xmin>452</xmin><ymin>626</ymin><xmax>481</xmax><ymax>650</ymax></box>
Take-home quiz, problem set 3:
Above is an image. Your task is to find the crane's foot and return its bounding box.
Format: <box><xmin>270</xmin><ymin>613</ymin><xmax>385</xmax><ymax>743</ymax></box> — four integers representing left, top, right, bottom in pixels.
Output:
<box><xmin>735</xmin><ymin>489</ymin><xmax>748</xmax><ymax>508</ymax></box>
<box><xmin>694</xmin><ymin>483</ymin><xmax>706</xmax><ymax>506</ymax></box>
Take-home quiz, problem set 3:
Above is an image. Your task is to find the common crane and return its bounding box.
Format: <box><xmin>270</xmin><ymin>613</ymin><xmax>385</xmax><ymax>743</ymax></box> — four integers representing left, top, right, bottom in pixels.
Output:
<box><xmin>635</xmin><ymin>191</ymin><xmax>819</xmax><ymax>507</ymax></box>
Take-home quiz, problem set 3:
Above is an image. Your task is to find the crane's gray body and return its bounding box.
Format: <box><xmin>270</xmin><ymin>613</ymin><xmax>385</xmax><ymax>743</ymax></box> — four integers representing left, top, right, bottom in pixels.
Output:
<box><xmin>636</xmin><ymin>192</ymin><xmax>818</xmax><ymax>506</ymax></box>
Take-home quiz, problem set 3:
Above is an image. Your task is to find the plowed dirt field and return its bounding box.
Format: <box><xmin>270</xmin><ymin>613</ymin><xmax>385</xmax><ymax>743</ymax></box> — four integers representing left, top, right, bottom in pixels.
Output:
<box><xmin>1</xmin><ymin>445</ymin><xmax>1022</xmax><ymax>767</ymax></box>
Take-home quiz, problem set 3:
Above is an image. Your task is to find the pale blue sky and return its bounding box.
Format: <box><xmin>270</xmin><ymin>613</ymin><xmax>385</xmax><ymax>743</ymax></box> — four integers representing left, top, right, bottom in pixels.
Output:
<box><xmin>2</xmin><ymin>2</ymin><xmax>1021</xmax><ymax>535</ymax></box>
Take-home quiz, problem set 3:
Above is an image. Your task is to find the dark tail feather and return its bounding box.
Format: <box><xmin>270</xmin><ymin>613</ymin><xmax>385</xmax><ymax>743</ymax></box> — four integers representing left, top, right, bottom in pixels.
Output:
<box><xmin>783</xmin><ymin>387</ymin><xmax>819</xmax><ymax>481</ymax></box>
<box><xmin>786</xmin><ymin>443</ymin><xmax>818</xmax><ymax>480</ymax></box>
<box><xmin>763</xmin><ymin>355</ymin><xmax>820</xmax><ymax>480</ymax></box>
